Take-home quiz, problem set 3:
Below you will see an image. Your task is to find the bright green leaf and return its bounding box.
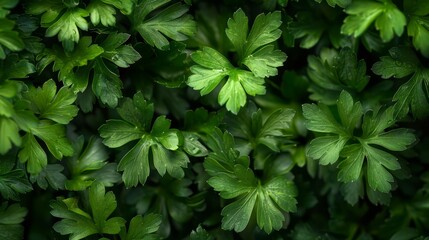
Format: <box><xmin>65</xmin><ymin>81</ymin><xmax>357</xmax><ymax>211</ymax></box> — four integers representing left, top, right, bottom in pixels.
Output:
<box><xmin>87</xmin><ymin>0</ymin><xmax>116</xmax><ymax>27</ymax></box>
<box><xmin>101</xmin><ymin>0</ymin><xmax>133</xmax><ymax>15</ymax></box>
<box><xmin>341</xmin><ymin>0</ymin><xmax>406</xmax><ymax>42</ymax></box>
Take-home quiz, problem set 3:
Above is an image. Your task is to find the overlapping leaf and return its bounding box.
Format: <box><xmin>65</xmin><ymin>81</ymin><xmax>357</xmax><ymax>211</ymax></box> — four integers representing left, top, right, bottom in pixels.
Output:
<box><xmin>341</xmin><ymin>0</ymin><xmax>406</xmax><ymax>42</ymax></box>
<box><xmin>188</xmin><ymin>9</ymin><xmax>286</xmax><ymax>114</ymax></box>
<box><xmin>303</xmin><ymin>91</ymin><xmax>416</xmax><ymax>194</ymax></box>
<box><xmin>51</xmin><ymin>182</ymin><xmax>126</xmax><ymax>240</ymax></box>
<box><xmin>99</xmin><ymin>92</ymin><xmax>188</xmax><ymax>187</ymax></box>
<box><xmin>204</xmin><ymin>129</ymin><xmax>297</xmax><ymax>233</ymax></box>
<box><xmin>372</xmin><ymin>47</ymin><xmax>429</xmax><ymax>119</ymax></box>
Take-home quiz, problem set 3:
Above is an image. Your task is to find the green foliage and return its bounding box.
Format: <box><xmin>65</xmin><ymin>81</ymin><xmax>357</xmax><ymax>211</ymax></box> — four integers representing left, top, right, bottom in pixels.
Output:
<box><xmin>372</xmin><ymin>47</ymin><xmax>429</xmax><ymax>119</ymax></box>
<box><xmin>50</xmin><ymin>182</ymin><xmax>126</xmax><ymax>240</ymax></box>
<box><xmin>307</xmin><ymin>47</ymin><xmax>369</xmax><ymax>104</ymax></box>
<box><xmin>2</xmin><ymin>1</ymin><xmax>429</xmax><ymax>239</ymax></box>
<box><xmin>404</xmin><ymin>0</ymin><xmax>429</xmax><ymax>57</ymax></box>
<box><xmin>0</xmin><ymin>202</ymin><xmax>27</xmax><ymax>240</ymax></box>
<box><xmin>204</xmin><ymin>129</ymin><xmax>297</xmax><ymax>233</ymax></box>
<box><xmin>133</xmin><ymin>0</ymin><xmax>196</xmax><ymax>50</ymax></box>
<box><xmin>99</xmin><ymin>92</ymin><xmax>188</xmax><ymax>187</ymax></box>
<box><xmin>0</xmin><ymin>19</ymin><xmax>24</xmax><ymax>59</ymax></box>
<box><xmin>303</xmin><ymin>91</ymin><xmax>416</xmax><ymax>195</ymax></box>
<box><xmin>187</xmin><ymin>9</ymin><xmax>286</xmax><ymax>114</ymax></box>
<box><xmin>65</xmin><ymin>136</ymin><xmax>121</xmax><ymax>190</ymax></box>
<box><xmin>0</xmin><ymin>157</ymin><xmax>32</xmax><ymax>200</ymax></box>
<box><xmin>341</xmin><ymin>0</ymin><xmax>406</xmax><ymax>42</ymax></box>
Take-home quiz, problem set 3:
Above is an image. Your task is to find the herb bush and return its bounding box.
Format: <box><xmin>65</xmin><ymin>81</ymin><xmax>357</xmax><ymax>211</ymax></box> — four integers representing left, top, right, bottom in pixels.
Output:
<box><xmin>1</xmin><ymin>0</ymin><xmax>429</xmax><ymax>239</ymax></box>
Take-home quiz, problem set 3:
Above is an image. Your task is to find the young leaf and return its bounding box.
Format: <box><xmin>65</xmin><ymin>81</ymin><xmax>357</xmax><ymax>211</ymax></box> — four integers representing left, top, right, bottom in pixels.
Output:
<box><xmin>226</xmin><ymin>103</ymin><xmax>295</xmax><ymax>152</ymax></box>
<box><xmin>65</xmin><ymin>136</ymin><xmax>120</xmax><ymax>191</ymax></box>
<box><xmin>51</xmin><ymin>182</ymin><xmax>126</xmax><ymax>240</ymax></box>
<box><xmin>99</xmin><ymin>92</ymin><xmax>188</xmax><ymax>187</ymax></box>
<box><xmin>100</xmin><ymin>0</ymin><xmax>133</xmax><ymax>15</ymax></box>
<box><xmin>99</xmin><ymin>33</ymin><xmax>141</xmax><ymax>68</ymax></box>
<box><xmin>289</xmin><ymin>11</ymin><xmax>327</xmax><ymax>49</ymax></box>
<box><xmin>204</xmin><ymin>129</ymin><xmax>297</xmax><ymax>233</ymax></box>
<box><xmin>405</xmin><ymin>0</ymin><xmax>429</xmax><ymax>57</ymax></box>
<box><xmin>123</xmin><ymin>214</ymin><xmax>162</xmax><ymax>240</ymax></box>
<box><xmin>187</xmin><ymin>9</ymin><xmax>285</xmax><ymax>114</ymax></box>
<box><xmin>133</xmin><ymin>1</ymin><xmax>196</xmax><ymax>50</ymax></box>
<box><xmin>45</xmin><ymin>8</ymin><xmax>89</xmax><ymax>50</ymax></box>
<box><xmin>372</xmin><ymin>47</ymin><xmax>429</xmax><ymax>119</ymax></box>
<box><xmin>19</xmin><ymin>120</ymin><xmax>73</xmax><ymax>174</ymax></box>
<box><xmin>341</xmin><ymin>0</ymin><xmax>406</xmax><ymax>42</ymax></box>
<box><xmin>189</xmin><ymin>225</ymin><xmax>214</xmax><ymax>240</ymax></box>
<box><xmin>24</xmin><ymin>79</ymin><xmax>79</xmax><ymax>124</ymax></box>
<box><xmin>307</xmin><ymin>48</ymin><xmax>369</xmax><ymax>104</ymax></box>
<box><xmin>37</xmin><ymin>36</ymin><xmax>104</xmax><ymax>91</ymax></box>
<box><xmin>87</xmin><ymin>0</ymin><xmax>116</xmax><ymax>27</ymax></box>
<box><xmin>303</xmin><ymin>91</ymin><xmax>416</xmax><ymax>194</ymax></box>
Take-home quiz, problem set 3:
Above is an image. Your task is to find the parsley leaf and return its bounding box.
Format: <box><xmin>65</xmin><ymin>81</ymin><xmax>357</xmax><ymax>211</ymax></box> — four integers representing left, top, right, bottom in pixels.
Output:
<box><xmin>37</xmin><ymin>36</ymin><xmax>104</xmax><ymax>91</ymax></box>
<box><xmin>51</xmin><ymin>182</ymin><xmax>126</xmax><ymax>240</ymax></box>
<box><xmin>100</xmin><ymin>0</ymin><xmax>133</xmax><ymax>15</ymax></box>
<box><xmin>122</xmin><ymin>214</ymin><xmax>162</xmax><ymax>240</ymax></box>
<box><xmin>0</xmin><ymin>202</ymin><xmax>27</xmax><ymax>240</ymax></box>
<box><xmin>30</xmin><ymin>164</ymin><xmax>66</xmax><ymax>190</ymax></box>
<box><xmin>19</xmin><ymin>120</ymin><xmax>74</xmax><ymax>174</ymax></box>
<box><xmin>65</xmin><ymin>136</ymin><xmax>120</xmax><ymax>191</ymax></box>
<box><xmin>188</xmin><ymin>9</ymin><xmax>286</xmax><ymax>114</ymax></box>
<box><xmin>0</xmin><ymin>19</ymin><xmax>25</xmax><ymax>59</ymax></box>
<box><xmin>92</xmin><ymin>33</ymin><xmax>141</xmax><ymax>107</ymax></box>
<box><xmin>133</xmin><ymin>0</ymin><xmax>196</xmax><ymax>50</ymax></box>
<box><xmin>307</xmin><ymin>47</ymin><xmax>369</xmax><ymax>104</ymax></box>
<box><xmin>45</xmin><ymin>8</ymin><xmax>89</xmax><ymax>50</ymax></box>
<box><xmin>189</xmin><ymin>225</ymin><xmax>214</xmax><ymax>240</ymax></box>
<box><xmin>23</xmin><ymin>79</ymin><xmax>78</xmax><ymax>124</ymax></box>
<box><xmin>92</xmin><ymin>58</ymin><xmax>123</xmax><ymax>108</ymax></box>
<box><xmin>87</xmin><ymin>0</ymin><xmax>116</xmax><ymax>27</ymax></box>
<box><xmin>26</xmin><ymin>0</ymin><xmax>89</xmax><ymax>51</ymax></box>
<box><xmin>405</xmin><ymin>0</ymin><xmax>429</xmax><ymax>57</ymax></box>
<box><xmin>99</xmin><ymin>92</ymin><xmax>188</xmax><ymax>187</ymax></box>
<box><xmin>226</xmin><ymin>102</ymin><xmax>295</xmax><ymax>153</ymax></box>
<box><xmin>0</xmin><ymin>155</ymin><xmax>32</xmax><ymax>200</ymax></box>
<box><xmin>341</xmin><ymin>0</ymin><xmax>406</xmax><ymax>42</ymax></box>
<box><xmin>303</xmin><ymin>91</ymin><xmax>416</xmax><ymax>193</ymax></box>
<box><xmin>372</xmin><ymin>47</ymin><xmax>429</xmax><ymax>118</ymax></box>
<box><xmin>288</xmin><ymin>11</ymin><xmax>327</xmax><ymax>49</ymax></box>
<box><xmin>99</xmin><ymin>33</ymin><xmax>141</xmax><ymax>68</ymax></box>
<box><xmin>204</xmin><ymin>129</ymin><xmax>297</xmax><ymax>233</ymax></box>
